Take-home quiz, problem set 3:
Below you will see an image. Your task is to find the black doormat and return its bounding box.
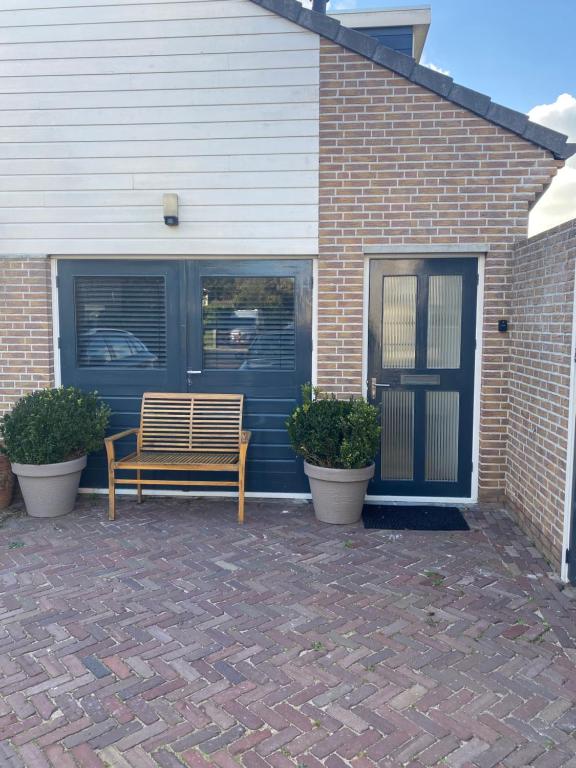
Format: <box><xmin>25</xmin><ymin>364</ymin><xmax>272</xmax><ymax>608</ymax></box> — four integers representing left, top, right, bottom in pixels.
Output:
<box><xmin>362</xmin><ymin>504</ymin><xmax>470</xmax><ymax>531</ymax></box>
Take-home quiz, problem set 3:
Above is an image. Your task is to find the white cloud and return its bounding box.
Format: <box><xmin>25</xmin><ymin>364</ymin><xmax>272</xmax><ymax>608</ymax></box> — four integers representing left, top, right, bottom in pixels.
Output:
<box><xmin>529</xmin><ymin>93</ymin><xmax>576</xmax><ymax>136</ymax></box>
<box><xmin>326</xmin><ymin>0</ymin><xmax>358</xmax><ymax>9</ymax></box>
<box><xmin>422</xmin><ymin>61</ymin><xmax>451</xmax><ymax>77</ymax></box>
<box><xmin>528</xmin><ymin>93</ymin><xmax>576</xmax><ymax>237</ymax></box>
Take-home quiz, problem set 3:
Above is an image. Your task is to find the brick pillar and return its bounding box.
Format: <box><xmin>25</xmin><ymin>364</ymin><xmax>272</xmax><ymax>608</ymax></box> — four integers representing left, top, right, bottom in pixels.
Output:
<box><xmin>0</xmin><ymin>258</ymin><xmax>54</xmax><ymax>414</ymax></box>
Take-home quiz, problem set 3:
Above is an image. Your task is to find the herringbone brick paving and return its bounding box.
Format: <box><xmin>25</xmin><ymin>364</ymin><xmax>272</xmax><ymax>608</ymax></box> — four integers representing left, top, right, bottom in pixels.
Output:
<box><xmin>1</xmin><ymin>497</ymin><xmax>575</xmax><ymax>767</ymax></box>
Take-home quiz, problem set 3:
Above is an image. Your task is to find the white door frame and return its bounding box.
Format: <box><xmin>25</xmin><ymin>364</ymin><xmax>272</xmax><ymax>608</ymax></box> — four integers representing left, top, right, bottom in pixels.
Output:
<box><xmin>362</xmin><ymin>249</ymin><xmax>485</xmax><ymax>505</ymax></box>
<box><xmin>561</xmin><ymin>270</ymin><xmax>576</xmax><ymax>582</ymax></box>
<box><xmin>50</xmin><ymin>258</ymin><xmax>62</xmax><ymax>387</ymax></box>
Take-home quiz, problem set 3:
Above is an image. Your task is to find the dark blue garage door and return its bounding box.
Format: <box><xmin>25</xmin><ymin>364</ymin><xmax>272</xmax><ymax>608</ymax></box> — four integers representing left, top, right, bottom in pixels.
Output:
<box><xmin>58</xmin><ymin>259</ymin><xmax>312</xmax><ymax>493</ymax></box>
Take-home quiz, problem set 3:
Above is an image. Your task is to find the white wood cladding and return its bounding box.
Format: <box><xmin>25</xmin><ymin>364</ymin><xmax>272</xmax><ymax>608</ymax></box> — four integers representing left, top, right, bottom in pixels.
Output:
<box><xmin>0</xmin><ymin>0</ymin><xmax>320</xmax><ymax>256</ymax></box>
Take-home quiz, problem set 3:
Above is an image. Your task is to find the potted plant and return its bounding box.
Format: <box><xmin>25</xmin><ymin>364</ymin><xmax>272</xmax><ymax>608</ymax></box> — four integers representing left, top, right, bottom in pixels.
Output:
<box><xmin>0</xmin><ymin>387</ymin><xmax>110</xmax><ymax>518</ymax></box>
<box><xmin>287</xmin><ymin>386</ymin><xmax>380</xmax><ymax>524</ymax></box>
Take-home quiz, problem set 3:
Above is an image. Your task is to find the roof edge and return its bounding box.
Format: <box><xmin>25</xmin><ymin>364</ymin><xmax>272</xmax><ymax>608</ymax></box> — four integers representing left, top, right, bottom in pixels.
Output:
<box><xmin>250</xmin><ymin>0</ymin><xmax>574</xmax><ymax>161</ymax></box>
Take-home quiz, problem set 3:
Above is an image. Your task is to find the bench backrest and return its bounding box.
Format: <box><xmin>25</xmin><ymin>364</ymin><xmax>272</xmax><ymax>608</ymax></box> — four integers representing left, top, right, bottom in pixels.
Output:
<box><xmin>139</xmin><ymin>392</ymin><xmax>244</xmax><ymax>453</ymax></box>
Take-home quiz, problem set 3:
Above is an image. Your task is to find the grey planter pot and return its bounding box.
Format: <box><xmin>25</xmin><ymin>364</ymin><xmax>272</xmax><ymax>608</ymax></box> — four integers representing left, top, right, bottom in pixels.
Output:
<box><xmin>304</xmin><ymin>461</ymin><xmax>375</xmax><ymax>524</ymax></box>
<box><xmin>11</xmin><ymin>455</ymin><xmax>87</xmax><ymax>518</ymax></box>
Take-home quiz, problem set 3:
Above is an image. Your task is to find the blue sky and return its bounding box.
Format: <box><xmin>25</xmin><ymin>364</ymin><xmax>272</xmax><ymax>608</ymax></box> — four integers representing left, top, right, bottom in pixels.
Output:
<box><xmin>329</xmin><ymin>0</ymin><xmax>575</xmax><ymax>114</ymax></box>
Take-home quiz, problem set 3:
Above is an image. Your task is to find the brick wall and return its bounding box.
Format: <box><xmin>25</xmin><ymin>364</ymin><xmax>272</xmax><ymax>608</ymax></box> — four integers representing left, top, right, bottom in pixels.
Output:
<box><xmin>318</xmin><ymin>39</ymin><xmax>561</xmax><ymax>498</ymax></box>
<box><xmin>0</xmin><ymin>259</ymin><xmax>54</xmax><ymax>414</ymax></box>
<box><xmin>507</xmin><ymin>219</ymin><xmax>576</xmax><ymax>567</ymax></box>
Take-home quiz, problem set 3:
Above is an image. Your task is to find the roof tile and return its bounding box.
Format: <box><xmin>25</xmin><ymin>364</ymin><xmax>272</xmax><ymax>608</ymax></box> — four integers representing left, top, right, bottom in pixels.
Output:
<box><xmin>371</xmin><ymin>44</ymin><xmax>415</xmax><ymax>79</ymax></box>
<box><xmin>448</xmin><ymin>84</ymin><xmax>491</xmax><ymax>117</ymax></box>
<box><xmin>335</xmin><ymin>26</ymin><xmax>378</xmax><ymax>59</ymax></box>
<box><xmin>522</xmin><ymin>121</ymin><xmax>570</xmax><ymax>157</ymax></box>
<box><xmin>297</xmin><ymin>6</ymin><xmax>341</xmax><ymax>37</ymax></box>
<box><xmin>411</xmin><ymin>63</ymin><xmax>453</xmax><ymax>97</ymax></box>
<box><xmin>486</xmin><ymin>102</ymin><xmax>529</xmax><ymax>135</ymax></box>
<box><xmin>255</xmin><ymin>0</ymin><xmax>301</xmax><ymax>21</ymax></box>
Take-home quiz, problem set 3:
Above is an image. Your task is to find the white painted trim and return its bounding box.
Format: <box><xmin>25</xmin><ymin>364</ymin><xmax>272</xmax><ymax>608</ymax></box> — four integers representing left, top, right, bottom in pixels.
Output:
<box><xmin>80</xmin><ymin>487</ymin><xmax>471</xmax><ymax>506</ymax></box>
<box><xmin>365</xmin><ymin>495</ymin><xmax>471</xmax><ymax>505</ymax></box>
<box><xmin>52</xmin><ymin>254</ymin><xmax>316</xmax><ymax>261</ymax></box>
<box><xmin>312</xmin><ymin>257</ymin><xmax>318</xmax><ymax>387</ymax></box>
<box><xmin>79</xmin><ymin>486</ymin><xmax>472</xmax><ymax>508</ymax></box>
<box><xmin>362</xmin><ymin>257</ymin><xmax>370</xmax><ymax>398</ymax></box>
<box><xmin>471</xmin><ymin>255</ymin><xmax>485</xmax><ymax>503</ymax></box>
<box><xmin>50</xmin><ymin>258</ymin><xmax>61</xmax><ymax>387</ymax></box>
<box><xmin>363</xmin><ymin>251</ymin><xmax>485</xmax><ymax>505</ymax></box>
<box><xmin>561</xmin><ymin>271</ymin><xmax>576</xmax><ymax>582</ymax></box>
<box><xmin>79</xmin><ymin>487</ymin><xmax>312</xmax><ymax>501</ymax></box>
<box><xmin>0</xmin><ymin>253</ymin><xmax>50</xmax><ymax>260</ymax></box>
<box><xmin>364</xmin><ymin>245</ymin><xmax>488</xmax><ymax>255</ymax></box>
<box><xmin>330</xmin><ymin>6</ymin><xmax>430</xmax><ymax>23</ymax></box>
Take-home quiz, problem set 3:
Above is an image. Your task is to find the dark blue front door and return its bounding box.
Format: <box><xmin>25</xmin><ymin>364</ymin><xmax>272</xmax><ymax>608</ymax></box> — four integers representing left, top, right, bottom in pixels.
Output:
<box><xmin>368</xmin><ymin>258</ymin><xmax>478</xmax><ymax>498</ymax></box>
<box><xmin>59</xmin><ymin>259</ymin><xmax>312</xmax><ymax>493</ymax></box>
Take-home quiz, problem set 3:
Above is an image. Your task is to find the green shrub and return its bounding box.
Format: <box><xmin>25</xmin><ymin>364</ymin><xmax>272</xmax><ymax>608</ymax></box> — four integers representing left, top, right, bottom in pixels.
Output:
<box><xmin>286</xmin><ymin>385</ymin><xmax>380</xmax><ymax>469</ymax></box>
<box><xmin>1</xmin><ymin>387</ymin><xmax>111</xmax><ymax>465</ymax></box>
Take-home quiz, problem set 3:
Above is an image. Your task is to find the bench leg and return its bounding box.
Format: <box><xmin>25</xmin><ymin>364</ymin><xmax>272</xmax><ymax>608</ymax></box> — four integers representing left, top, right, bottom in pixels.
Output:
<box><xmin>238</xmin><ymin>468</ymin><xmax>245</xmax><ymax>525</ymax></box>
<box><xmin>108</xmin><ymin>466</ymin><xmax>116</xmax><ymax>521</ymax></box>
<box><xmin>137</xmin><ymin>470</ymin><xmax>143</xmax><ymax>503</ymax></box>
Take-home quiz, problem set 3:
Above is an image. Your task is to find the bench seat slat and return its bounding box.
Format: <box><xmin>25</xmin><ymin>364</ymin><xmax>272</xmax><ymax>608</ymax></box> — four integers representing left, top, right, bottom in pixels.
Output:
<box><xmin>116</xmin><ymin>451</ymin><xmax>239</xmax><ymax>467</ymax></box>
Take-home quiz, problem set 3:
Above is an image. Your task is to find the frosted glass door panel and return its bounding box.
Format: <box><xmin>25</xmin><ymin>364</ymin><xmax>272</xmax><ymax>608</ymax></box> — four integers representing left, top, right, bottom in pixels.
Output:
<box><xmin>425</xmin><ymin>391</ymin><xmax>459</xmax><ymax>482</ymax></box>
<box><xmin>382</xmin><ymin>276</ymin><xmax>417</xmax><ymax>369</ymax></box>
<box><xmin>381</xmin><ymin>390</ymin><xmax>414</xmax><ymax>480</ymax></box>
<box><xmin>427</xmin><ymin>275</ymin><xmax>462</xmax><ymax>369</ymax></box>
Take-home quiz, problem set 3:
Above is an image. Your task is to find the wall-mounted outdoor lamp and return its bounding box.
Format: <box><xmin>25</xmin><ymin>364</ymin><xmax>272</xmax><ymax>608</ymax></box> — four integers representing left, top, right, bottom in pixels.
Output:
<box><xmin>163</xmin><ymin>193</ymin><xmax>179</xmax><ymax>226</ymax></box>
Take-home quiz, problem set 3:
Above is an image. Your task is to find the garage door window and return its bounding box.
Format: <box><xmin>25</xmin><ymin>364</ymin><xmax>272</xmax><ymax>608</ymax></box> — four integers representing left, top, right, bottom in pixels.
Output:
<box><xmin>74</xmin><ymin>276</ymin><xmax>167</xmax><ymax>369</ymax></box>
<box><xmin>202</xmin><ymin>277</ymin><xmax>295</xmax><ymax>371</ymax></box>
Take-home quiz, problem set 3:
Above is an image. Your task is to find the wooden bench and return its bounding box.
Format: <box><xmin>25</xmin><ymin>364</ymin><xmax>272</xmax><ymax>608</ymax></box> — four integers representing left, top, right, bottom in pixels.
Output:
<box><xmin>104</xmin><ymin>392</ymin><xmax>251</xmax><ymax>523</ymax></box>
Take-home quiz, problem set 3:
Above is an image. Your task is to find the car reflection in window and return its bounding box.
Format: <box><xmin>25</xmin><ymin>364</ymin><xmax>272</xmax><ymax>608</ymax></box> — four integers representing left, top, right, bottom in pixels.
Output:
<box><xmin>227</xmin><ymin>310</ymin><xmax>259</xmax><ymax>348</ymax></box>
<box><xmin>239</xmin><ymin>324</ymin><xmax>295</xmax><ymax>370</ymax></box>
<box><xmin>80</xmin><ymin>329</ymin><xmax>158</xmax><ymax>368</ymax></box>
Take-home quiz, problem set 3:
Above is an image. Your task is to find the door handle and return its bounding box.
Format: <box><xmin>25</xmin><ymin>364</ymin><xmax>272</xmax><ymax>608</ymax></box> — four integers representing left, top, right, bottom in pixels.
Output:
<box><xmin>369</xmin><ymin>377</ymin><xmax>391</xmax><ymax>399</ymax></box>
<box><xmin>187</xmin><ymin>370</ymin><xmax>202</xmax><ymax>375</ymax></box>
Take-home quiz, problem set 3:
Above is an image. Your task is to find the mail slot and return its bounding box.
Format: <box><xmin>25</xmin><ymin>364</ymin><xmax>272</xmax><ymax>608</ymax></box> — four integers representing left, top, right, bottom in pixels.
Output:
<box><xmin>400</xmin><ymin>374</ymin><xmax>441</xmax><ymax>385</ymax></box>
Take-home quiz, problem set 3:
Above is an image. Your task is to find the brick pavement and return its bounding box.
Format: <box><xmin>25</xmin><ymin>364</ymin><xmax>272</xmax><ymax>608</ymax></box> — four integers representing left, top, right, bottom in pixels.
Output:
<box><xmin>1</xmin><ymin>497</ymin><xmax>575</xmax><ymax>767</ymax></box>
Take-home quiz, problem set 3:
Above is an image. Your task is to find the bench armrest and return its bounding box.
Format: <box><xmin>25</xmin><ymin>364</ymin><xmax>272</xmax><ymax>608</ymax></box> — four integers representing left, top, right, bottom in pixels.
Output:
<box><xmin>241</xmin><ymin>430</ymin><xmax>251</xmax><ymax>444</ymax></box>
<box><xmin>105</xmin><ymin>428</ymin><xmax>139</xmax><ymax>463</ymax></box>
